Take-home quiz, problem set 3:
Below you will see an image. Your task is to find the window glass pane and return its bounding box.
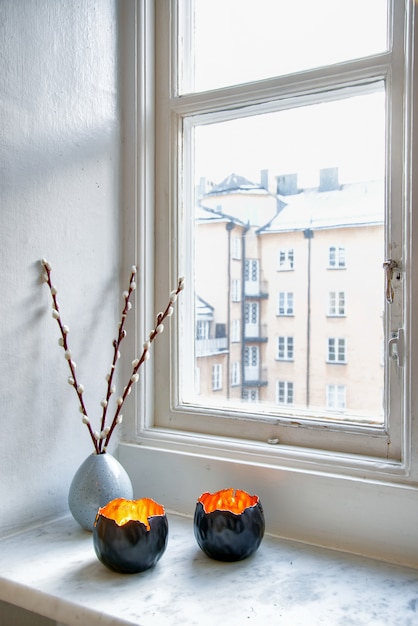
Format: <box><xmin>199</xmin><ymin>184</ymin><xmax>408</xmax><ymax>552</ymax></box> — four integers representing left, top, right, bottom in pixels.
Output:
<box><xmin>185</xmin><ymin>85</ymin><xmax>385</xmax><ymax>424</ymax></box>
<box><xmin>179</xmin><ymin>0</ymin><xmax>388</xmax><ymax>94</ymax></box>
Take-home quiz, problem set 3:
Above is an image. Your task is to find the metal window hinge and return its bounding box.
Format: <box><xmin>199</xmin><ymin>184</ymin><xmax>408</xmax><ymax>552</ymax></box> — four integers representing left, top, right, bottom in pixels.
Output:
<box><xmin>388</xmin><ymin>328</ymin><xmax>404</xmax><ymax>367</ymax></box>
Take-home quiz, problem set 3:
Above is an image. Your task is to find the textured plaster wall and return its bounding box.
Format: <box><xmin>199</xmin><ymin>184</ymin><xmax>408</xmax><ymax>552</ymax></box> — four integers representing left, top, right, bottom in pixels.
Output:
<box><xmin>0</xmin><ymin>0</ymin><xmax>126</xmax><ymax>538</ymax></box>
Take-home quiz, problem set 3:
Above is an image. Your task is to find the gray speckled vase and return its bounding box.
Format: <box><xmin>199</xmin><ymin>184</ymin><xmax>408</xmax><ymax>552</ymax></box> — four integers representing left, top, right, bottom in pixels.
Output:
<box><xmin>68</xmin><ymin>453</ymin><xmax>133</xmax><ymax>531</ymax></box>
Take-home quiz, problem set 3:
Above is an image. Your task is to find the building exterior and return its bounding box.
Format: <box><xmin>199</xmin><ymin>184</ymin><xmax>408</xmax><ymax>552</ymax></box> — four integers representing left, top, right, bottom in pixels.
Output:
<box><xmin>194</xmin><ymin>168</ymin><xmax>384</xmax><ymax>422</ymax></box>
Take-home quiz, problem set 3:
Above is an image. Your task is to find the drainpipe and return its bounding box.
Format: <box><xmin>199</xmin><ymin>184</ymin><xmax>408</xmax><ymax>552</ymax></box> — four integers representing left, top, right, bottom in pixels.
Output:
<box><xmin>304</xmin><ymin>228</ymin><xmax>313</xmax><ymax>408</ymax></box>
<box><xmin>240</xmin><ymin>222</ymin><xmax>251</xmax><ymax>398</ymax></box>
<box><xmin>226</xmin><ymin>221</ymin><xmax>235</xmax><ymax>399</ymax></box>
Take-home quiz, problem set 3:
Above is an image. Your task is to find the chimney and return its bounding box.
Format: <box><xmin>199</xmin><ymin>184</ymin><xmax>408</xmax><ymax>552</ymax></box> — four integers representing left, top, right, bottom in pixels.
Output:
<box><xmin>260</xmin><ymin>169</ymin><xmax>269</xmax><ymax>191</ymax></box>
<box><xmin>319</xmin><ymin>167</ymin><xmax>339</xmax><ymax>192</ymax></box>
<box><xmin>276</xmin><ymin>173</ymin><xmax>298</xmax><ymax>196</ymax></box>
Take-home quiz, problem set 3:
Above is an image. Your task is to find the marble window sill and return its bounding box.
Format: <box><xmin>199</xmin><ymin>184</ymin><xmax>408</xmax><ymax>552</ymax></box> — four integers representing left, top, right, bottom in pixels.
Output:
<box><xmin>0</xmin><ymin>514</ymin><xmax>417</xmax><ymax>626</ymax></box>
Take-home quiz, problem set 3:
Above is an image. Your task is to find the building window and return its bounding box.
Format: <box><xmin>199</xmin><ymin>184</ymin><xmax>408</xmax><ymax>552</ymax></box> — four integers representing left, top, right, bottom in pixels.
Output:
<box><xmin>329</xmin><ymin>246</ymin><xmax>346</xmax><ymax>268</ymax></box>
<box><xmin>243</xmin><ymin>389</ymin><xmax>259</xmax><ymax>403</ymax></box>
<box><xmin>196</xmin><ymin>320</ymin><xmax>210</xmax><ymax>340</ymax></box>
<box><xmin>231</xmin><ymin>236</ymin><xmax>241</xmax><ymax>260</ymax></box>
<box><xmin>231</xmin><ymin>279</ymin><xmax>241</xmax><ymax>302</ymax></box>
<box><xmin>278</xmin><ymin>248</ymin><xmax>294</xmax><ymax>271</ymax></box>
<box><xmin>245</xmin><ymin>259</ymin><xmax>259</xmax><ymax>282</ymax></box>
<box><xmin>231</xmin><ymin>319</ymin><xmax>240</xmax><ymax>343</ymax></box>
<box><xmin>328</xmin><ymin>338</ymin><xmax>346</xmax><ymax>363</ymax></box>
<box><xmin>277</xmin><ymin>381</ymin><xmax>294</xmax><ymax>405</ymax></box>
<box><xmin>212</xmin><ymin>364</ymin><xmax>222</xmax><ymax>391</ymax></box>
<box><xmin>244</xmin><ymin>302</ymin><xmax>261</xmax><ymax>339</ymax></box>
<box><xmin>244</xmin><ymin>345</ymin><xmax>259</xmax><ymax>367</ymax></box>
<box><xmin>231</xmin><ymin>361</ymin><xmax>240</xmax><ymax>386</ymax></box>
<box><xmin>326</xmin><ymin>384</ymin><xmax>346</xmax><ymax>410</ymax></box>
<box><xmin>328</xmin><ymin>291</ymin><xmax>346</xmax><ymax>316</ymax></box>
<box><xmin>277</xmin><ymin>292</ymin><xmax>294</xmax><ymax>316</ymax></box>
<box><xmin>244</xmin><ymin>259</ymin><xmax>260</xmax><ymax>296</ymax></box>
<box><xmin>277</xmin><ymin>336</ymin><xmax>294</xmax><ymax>361</ymax></box>
<box><xmin>244</xmin><ymin>302</ymin><xmax>258</xmax><ymax>324</ymax></box>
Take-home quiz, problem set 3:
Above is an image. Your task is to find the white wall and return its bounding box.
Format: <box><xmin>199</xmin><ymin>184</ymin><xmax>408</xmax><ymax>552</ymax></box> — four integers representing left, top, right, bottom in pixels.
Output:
<box><xmin>0</xmin><ymin>0</ymin><xmax>127</xmax><ymax>538</ymax></box>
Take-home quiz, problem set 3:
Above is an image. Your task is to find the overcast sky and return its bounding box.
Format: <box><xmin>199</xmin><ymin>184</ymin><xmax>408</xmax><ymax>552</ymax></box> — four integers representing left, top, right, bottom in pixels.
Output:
<box><xmin>188</xmin><ymin>0</ymin><xmax>387</xmax><ymax>188</ymax></box>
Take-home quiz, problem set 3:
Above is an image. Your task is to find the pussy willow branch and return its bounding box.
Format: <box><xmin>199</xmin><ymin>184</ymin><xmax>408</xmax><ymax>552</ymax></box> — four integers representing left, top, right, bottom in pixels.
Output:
<box><xmin>102</xmin><ymin>276</ymin><xmax>185</xmax><ymax>451</ymax></box>
<box><xmin>97</xmin><ymin>267</ymin><xmax>137</xmax><ymax>452</ymax></box>
<box><xmin>41</xmin><ymin>259</ymin><xmax>99</xmax><ymax>454</ymax></box>
<box><xmin>41</xmin><ymin>258</ymin><xmax>184</xmax><ymax>454</ymax></box>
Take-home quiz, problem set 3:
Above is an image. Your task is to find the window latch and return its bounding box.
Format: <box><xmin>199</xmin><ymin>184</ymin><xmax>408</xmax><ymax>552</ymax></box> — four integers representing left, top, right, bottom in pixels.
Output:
<box><xmin>388</xmin><ymin>328</ymin><xmax>404</xmax><ymax>367</ymax></box>
<box><xmin>383</xmin><ymin>259</ymin><xmax>400</xmax><ymax>304</ymax></box>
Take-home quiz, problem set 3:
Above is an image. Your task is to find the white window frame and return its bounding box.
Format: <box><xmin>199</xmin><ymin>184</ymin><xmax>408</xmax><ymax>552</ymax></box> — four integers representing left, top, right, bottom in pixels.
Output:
<box><xmin>152</xmin><ymin>0</ymin><xmax>411</xmax><ymax>463</ymax></box>
<box><xmin>326</xmin><ymin>384</ymin><xmax>347</xmax><ymax>410</ymax></box>
<box><xmin>328</xmin><ymin>245</ymin><xmax>346</xmax><ymax>269</ymax></box>
<box><xmin>244</xmin><ymin>345</ymin><xmax>259</xmax><ymax>368</ymax></box>
<box><xmin>277</xmin><ymin>291</ymin><xmax>294</xmax><ymax>316</ymax></box>
<box><xmin>277</xmin><ymin>381</ymin><xmax>294</xmax><ymax>405</ymax></box>
<box><xmin>242</xmin><ymin>388</ymin><xmax>259</xmax><ymax>403</ymax></box>
<box><xmin>231</xmin><ymin>319</ymin><xmax>240</xmax><ymax>343</ymax></box>
<box><xmin>231</xmin><ymin>236</ymin><xmax>242</xmax><ymax>260</ymax></box>
<box><xmin>196</xmin><ymin>319</ymin><xmax>210</xmax><ymax>340</ymax></box>
<box><xmin>277</xmin><ymin>336</ymin><xmax>294</xmax><ymax>361</ymax></box>
<box><xmin>231</xmin><ymin>361</ymin><xmax>240</xmax><ymax>387</ymax></box>
<box><xmin>327</xmin><ymin>337</ymin><xmax>347</xmax><ymax>364</ymax></box>
<box><xmin>278</xmin><ymin>248</ymin><xmax>294</xmax><ymax>271</ymax></box>
<box><xmin>211</xmin><ymin>364</ymin><xmax>222</xmax><ymax>391</ymax></box>
<box><xmin>328</xmin><ymin>291</ymin><xmax>346</xmax><ymax>317</ymax></box>
<box><xmin>231</xmin><ymin>278</ymin><xmax>241</xmax><ymax>302</ymax></box>
<box><xmin>118</xmin><ymin>0</ymin><xmax>418</xmax><ymax>567</ymax></box>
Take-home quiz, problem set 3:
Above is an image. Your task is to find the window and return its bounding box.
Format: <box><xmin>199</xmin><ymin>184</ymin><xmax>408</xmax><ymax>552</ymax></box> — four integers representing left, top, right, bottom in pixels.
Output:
<box><xmin>328</xmin><ymin>291</ymin><xmax>346</xmax><ymax>316</ymax></box>
<box><xmin>196</xmin><ymin>320</ymin><xmax>210</xmax><ymax>340</ymax></box>
<box><xmin>326</xmin><ymin>384</ymin><xmax>346</xmax><ymax>410</ymax></box>
<box><xmin>231</xmin><ymin>361</ymin><xmax>240</xmax><ymax>386</ymax></box>
<box><xmin>154</xmin><ymin>0</ymin><xmax>410</xmax><ymax>467</ymax></box>
<box><xmin>277</xmin><ymin>292</ymin><xmax>294</xmax><ymax>316</ymax></box>
<box><xmin>244</xmin><ymin>302</ymin><xmax>259</xmax><ymax>337</ymax></box>
<box><xmin>231</xmin><ymin>236</ymin><xmax>241</xmax><ymax>260</ymax></box>
<box><xmin>231</xmin><ymin>279</ymin><xmax>241</xmax><ymax>302</ymax></box>
<box><xmin>329</xmin><ymin>246</ymin><xmax>346</xmax><ymax>269</ymax></box>
<box><xmin>244</xmin><ymin>346</ymin><xmax>259</xmax><ymax>368</ymax></box>
<box><xmin>245</xmin><ymin>259</ymin><xmax>260</xmax><ymax>296</ymax></box>
<box><xmin>231</xmin><ymin>319</ymin><xmax>240</xmax><ymax>343</ymax></box>
<box><xmin>245</xmin><ymin>259</ymin><xmax>259</xmax><ymax>282</ymax></box>
<box><xmin>277</xmin><ymin>336</ymin><xmax>294</xmax><ymax>361</ymax></box>
<box><xmin>277</xmin><ymin>381</ymin><xmax>294</xmax><ymax>405</ymax></box>
<box><xmin>328</xmin><ymin>338</ymin><xmax>346</xmax><ymax>364</ymax></box>
<box><xmin>243</xmin><ymin>389</ymin><xmax>259</xmax><ymax>403</ymax></box>
<box><xmin>278</xmin><ymin>248</ymin><xmax>294</xmax><ymax>271</ymax></box>
<box><xmin>212</xmin><ymin>364</ymin><xmax>222</xmax><ymax>391</ymax></box>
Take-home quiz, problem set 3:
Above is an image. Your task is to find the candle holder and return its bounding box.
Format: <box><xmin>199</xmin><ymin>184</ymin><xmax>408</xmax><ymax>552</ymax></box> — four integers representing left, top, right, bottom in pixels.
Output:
<box><xmin>93</xmin><ymin>497</ymin><xmax>168</xmax><ymax>573</ymax></box>
<box><xmin>193</xmin><ymin>488</ymin><xmax>265</xmax><ymax>562</ymax></box>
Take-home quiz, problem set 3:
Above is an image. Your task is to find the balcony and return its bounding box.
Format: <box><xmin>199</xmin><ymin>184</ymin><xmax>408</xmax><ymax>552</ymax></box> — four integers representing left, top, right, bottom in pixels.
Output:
<box><xmin>244</xmin><ymin>279</ymin><xmax>269</xmax><ymax>299</ymax></box>
<box><xmin>195</xmin><ymin>337</ymin><xmax>228</xmax><ymax>357</ymax></box>
<box><xmin>243</xmin><ymin>366</ymin><xmax>268</xmax><ymax>386</ymax></box>
<box><xmin>244</xmin><ymin>323</ymin><xmax>268</xmax><ymax>343</ymax></box>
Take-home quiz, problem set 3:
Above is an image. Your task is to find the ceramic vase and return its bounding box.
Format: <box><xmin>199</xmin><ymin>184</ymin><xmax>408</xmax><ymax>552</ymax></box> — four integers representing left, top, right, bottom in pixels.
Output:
<box><xmin>68</xmin><ymin>453</ymin><xmax>133</xmax><ymax>531</ymax></box>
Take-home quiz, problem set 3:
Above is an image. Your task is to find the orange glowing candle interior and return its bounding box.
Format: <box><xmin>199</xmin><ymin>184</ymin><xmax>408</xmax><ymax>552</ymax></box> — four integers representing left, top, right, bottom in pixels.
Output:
<box><xmin>199</xmin><ymin>488</ymin><xmax>259</xmax><ymax>515</ymax></box>
<box><xmin>97</xmin><ymin>497</ymin><xmax>165</xmax><ymax>530</ymax></box>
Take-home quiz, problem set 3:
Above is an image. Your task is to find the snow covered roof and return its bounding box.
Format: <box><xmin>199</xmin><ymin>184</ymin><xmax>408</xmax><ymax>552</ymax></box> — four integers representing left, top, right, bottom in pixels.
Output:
<box><xmin>196</xmin><ymin>295</ymin><xmax>214</xmax><ymax>320</ymax></box>
<box><xmin>258</xmin><ymin>180</ymin><xmax>384</xmax><ymax>234</ymax></box>
<box><xmin>195</xmin><ymin>203</ymin><xmax>229</xmax><ymax>223</ymax></box>
<box><xmin>195</xmin><ymin>202</ymin><xmax>248</xmax><ymax>227</ymax></box>
<box><xmin>206</xmin><ymin>173</ymin><xmax>267</xmax><ymax>196</ymax></box>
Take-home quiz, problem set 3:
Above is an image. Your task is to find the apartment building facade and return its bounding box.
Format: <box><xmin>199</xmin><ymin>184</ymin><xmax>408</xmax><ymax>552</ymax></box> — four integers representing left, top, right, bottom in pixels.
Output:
<box><xmin>194</xmin><ymin>168</ymin><xmax>384</xmax><ymax>423</ymax></box>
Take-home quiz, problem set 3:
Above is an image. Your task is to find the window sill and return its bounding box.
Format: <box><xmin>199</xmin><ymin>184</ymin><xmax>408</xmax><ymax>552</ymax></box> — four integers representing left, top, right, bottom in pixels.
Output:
<box><xmin>119</xmin><ymin>440</ymin><xmax>418</xmax><ymax>567</ymax></box>
<box><xmin>0</xmin><ymin>514</ymin><xmax>417</xmax><ymax>626</ymax></box>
